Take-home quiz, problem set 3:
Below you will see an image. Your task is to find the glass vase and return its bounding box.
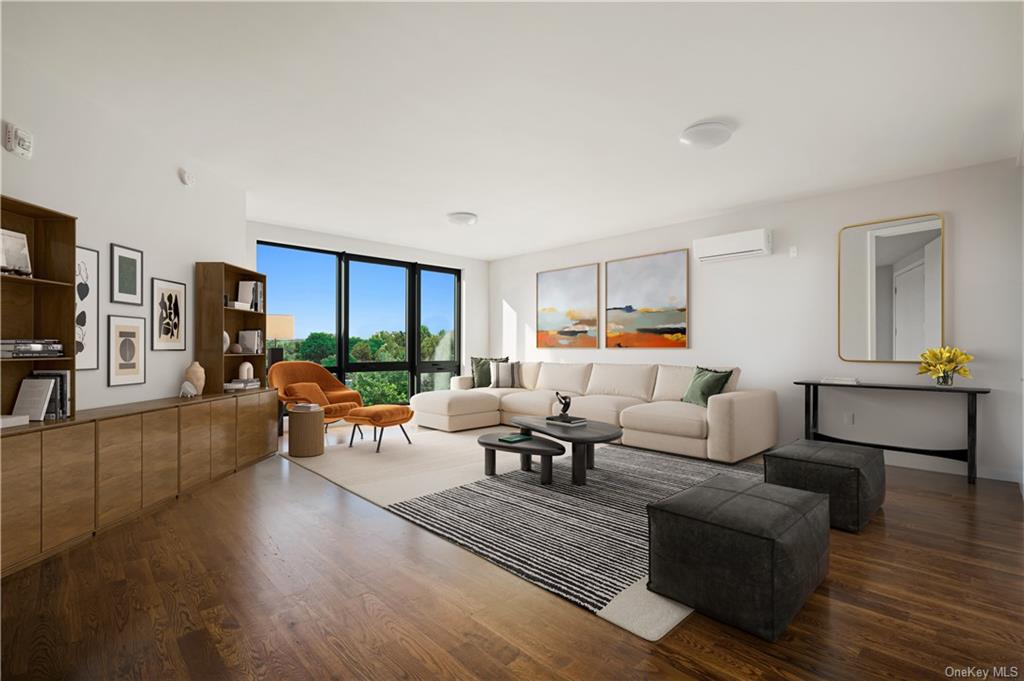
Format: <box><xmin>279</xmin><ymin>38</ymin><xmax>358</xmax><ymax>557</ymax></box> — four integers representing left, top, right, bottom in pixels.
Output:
<box><xmin>935</xmin><ymin>371</ymin><xmax>954</xmax><ymax>387</ymax></box>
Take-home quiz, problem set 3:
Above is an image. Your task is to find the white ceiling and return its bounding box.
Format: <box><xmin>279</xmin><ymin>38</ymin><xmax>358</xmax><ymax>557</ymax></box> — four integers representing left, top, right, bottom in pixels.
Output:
<box><xmin>3</xmin><ymin>2</ymin><xmax>1021</xmax><ymax>260</ymax></box>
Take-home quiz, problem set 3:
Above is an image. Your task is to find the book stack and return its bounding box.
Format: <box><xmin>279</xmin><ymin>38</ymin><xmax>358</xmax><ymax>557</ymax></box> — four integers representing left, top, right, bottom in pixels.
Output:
<box><xmin>237</xmin><ymin>281</ymin><xmax>264</xmax><ymax>312</ymax></box>
<box><xmin>238</xmin><ymin>329</ymin><xmax>263</xmax><ymax>354</ymax></box>
<box><xmin>289</xmin><ymin>403</ymin><xmax>321</xmax><ymax>413</ymax></box>
<box><xmin>12</xmin><ymin>371</ymin><xmax>71</xmax><ymax>421</ymax></box>
<box><xmin>1</xmin><ymin>339</ymin><xmax>64</xmax><ymax>358</ymax></box>
<box><xmin>224</xmin><ymin>379</ymin><xmax>261</xmax><ymax>392</ymax></box>
<box><xmin>33</xmin><ymin>370</ymin><xmax>71</xmax><ymax>419</ymax></box>
<box><xmin>545</xmin><ymin>414</ymin><xmax>587</xmax><ymax>427</ymax></box>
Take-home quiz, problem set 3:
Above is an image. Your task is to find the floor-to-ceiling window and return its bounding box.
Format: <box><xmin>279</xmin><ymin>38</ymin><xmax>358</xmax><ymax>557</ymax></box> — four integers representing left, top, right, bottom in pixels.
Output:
<box><xmin>258</xmin><ymin>244</ymin><xmax>338</xmax><ymax>370</ymax></box>
<box><xmin>417</xmin><ymin>267</ymin><xmax>459</xmax><ymax>392</ymax></box>
<box><xmin>256</xmin><ymin>242</ymin><xmax>460</xmax><ymax>405</ymax></box>
<box><xmin>344</xmin><ymin>256</ymin><xmax>412</xmax><ymax>404</ymax></box>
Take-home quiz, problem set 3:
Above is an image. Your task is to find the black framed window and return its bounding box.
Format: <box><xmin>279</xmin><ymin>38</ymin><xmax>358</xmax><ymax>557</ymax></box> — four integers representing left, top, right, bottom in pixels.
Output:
<box><xmin>416</xmin><ymin>267</ymin><xmax>460</xmax><ymax>392</ymax></box>
<box><xmin>256</xmin><ymin>241</ymin><xmax>461</xmax><ymax>405</ymax></box>
<box><xmin>256</xmin><ymin>242</ymin><xmax>338</xmax><ymax>370</ymax></box>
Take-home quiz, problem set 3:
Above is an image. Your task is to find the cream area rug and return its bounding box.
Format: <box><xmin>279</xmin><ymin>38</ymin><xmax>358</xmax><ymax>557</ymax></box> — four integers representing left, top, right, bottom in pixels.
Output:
<box><xmin>282</xmin><ymin>423</ymin><xmax>704</xmax><ymax>641</ymax></box>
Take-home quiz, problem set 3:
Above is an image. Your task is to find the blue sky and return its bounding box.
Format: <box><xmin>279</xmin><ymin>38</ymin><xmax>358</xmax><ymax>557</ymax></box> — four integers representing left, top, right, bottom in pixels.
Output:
<box><xmin>257</xmin><ymin>244</ymin><xmax>455</xmax><ymax>339</ymax></box>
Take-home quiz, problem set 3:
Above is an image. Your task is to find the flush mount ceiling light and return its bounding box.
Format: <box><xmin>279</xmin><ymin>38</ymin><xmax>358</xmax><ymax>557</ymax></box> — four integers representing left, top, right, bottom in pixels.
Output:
<box><xmin>447</xmin><ymin>211</ymin><xmax>478</xmax><ymax>226</ymax></box>
<box><xmin>678</xmin><ymin>121</ymin><xmax>734</xmax><ymax>149</ymax></box>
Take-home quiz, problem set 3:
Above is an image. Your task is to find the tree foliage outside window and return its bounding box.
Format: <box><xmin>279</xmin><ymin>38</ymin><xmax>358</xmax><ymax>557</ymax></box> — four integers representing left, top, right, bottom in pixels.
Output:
<box><xmin>346</xmin><ymin>371</ymin><xmax>409</xmax><ymax>405</ymax></box>
<box><xmin>267</xmin><ymin>326</ymin><xmax>453</xmax><ymax>404</ymax></box>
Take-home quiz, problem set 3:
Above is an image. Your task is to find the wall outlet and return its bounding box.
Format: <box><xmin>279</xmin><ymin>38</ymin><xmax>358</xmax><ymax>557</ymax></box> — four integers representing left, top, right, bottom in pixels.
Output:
<box><xmin>789</xmin><ymin>246</ymin><xmax>799</xmax><ymax>258</ymax></box>
<box><xmin>843</xmin><ymin>412</ymin><xmax>855</xmax><ymax>426</ymax></box>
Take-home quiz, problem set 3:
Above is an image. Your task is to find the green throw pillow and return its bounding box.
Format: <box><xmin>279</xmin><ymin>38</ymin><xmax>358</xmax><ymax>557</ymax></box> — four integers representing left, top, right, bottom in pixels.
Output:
<box><xmin>682</xmin><ymin>367</ymin><xmax>733</xmax><ymax>407</ymax></box>
<box><xmin>471</xmin><ymin>356</ymin><xmax>508</xmax><ymax>387</ymax></box>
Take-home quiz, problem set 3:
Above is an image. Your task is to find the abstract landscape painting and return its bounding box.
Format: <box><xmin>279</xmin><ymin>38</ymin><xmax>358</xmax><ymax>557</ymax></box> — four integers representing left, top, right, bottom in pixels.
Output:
<box><xmin>606</xmin><ymin>249</ymin><xmax>688</xmax><ymax>348</ymax></box>
<box><xmin>537</xmin><ymin>263</ymin><xmax>598</xmax><ymax>348</ymax></box>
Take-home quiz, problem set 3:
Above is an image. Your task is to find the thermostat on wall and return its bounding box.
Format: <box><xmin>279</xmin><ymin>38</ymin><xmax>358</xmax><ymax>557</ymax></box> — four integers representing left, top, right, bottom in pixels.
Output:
<box><xmin>2</xmin><ymin>121</ymin><xmax>33</xmax><ymax>160</ymax></box>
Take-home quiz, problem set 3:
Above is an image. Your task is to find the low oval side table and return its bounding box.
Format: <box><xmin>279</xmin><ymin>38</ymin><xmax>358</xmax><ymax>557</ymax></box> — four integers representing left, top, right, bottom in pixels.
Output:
<box><xmin>287</xmin><ymin>406</ymin><xmax>325</xmax><ymax>457</ymax></box>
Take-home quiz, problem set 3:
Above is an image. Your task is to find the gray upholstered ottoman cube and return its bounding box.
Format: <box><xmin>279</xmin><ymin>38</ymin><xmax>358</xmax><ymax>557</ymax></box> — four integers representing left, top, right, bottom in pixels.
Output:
<box><xmin>647</xmin><ymin>475</ymin><xmax>829</xmax><ymax>642</ymax></box>
<box><xmin>764</xmin><ymin>439</ymin><xmax>885</xmax><ymax>532</ymax></box>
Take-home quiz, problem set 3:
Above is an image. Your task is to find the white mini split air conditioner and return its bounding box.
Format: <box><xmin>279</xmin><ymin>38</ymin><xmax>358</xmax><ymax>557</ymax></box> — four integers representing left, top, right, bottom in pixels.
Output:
<box><xmin>692</xmin><ymin>228</ymin><xmax>772</xmax><ymax>263</ymax></box>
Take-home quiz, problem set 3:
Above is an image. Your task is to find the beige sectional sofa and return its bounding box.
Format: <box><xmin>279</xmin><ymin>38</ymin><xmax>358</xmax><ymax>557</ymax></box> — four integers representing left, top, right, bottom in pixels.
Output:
<box><xmin>409</xmin><ymin>362</ymin><xmax>778</xmax><ymax>464</ymax></box>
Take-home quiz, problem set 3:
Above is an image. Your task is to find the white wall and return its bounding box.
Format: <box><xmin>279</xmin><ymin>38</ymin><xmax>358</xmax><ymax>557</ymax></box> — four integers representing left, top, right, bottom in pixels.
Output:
<box><xmin>245</xmin><ymin>221</ymin><xmax>489</xmax><ymax>370</ymax></box>
<box><xmin>489</xmin><ymin>159</ymin><xmax>1023</xmax><ymax>483</ymax></box>
<box><xmin>2</xmin><ymin>54</ymin><xmax>247</xmax><ymax>409</ymax></box>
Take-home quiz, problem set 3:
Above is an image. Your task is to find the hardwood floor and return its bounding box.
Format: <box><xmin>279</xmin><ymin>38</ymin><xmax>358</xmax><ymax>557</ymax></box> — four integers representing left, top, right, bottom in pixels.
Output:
<box><xmin>2</xmin><ymin>450</ymin><xmax>1022</xmax><ymax>680</ymax></box>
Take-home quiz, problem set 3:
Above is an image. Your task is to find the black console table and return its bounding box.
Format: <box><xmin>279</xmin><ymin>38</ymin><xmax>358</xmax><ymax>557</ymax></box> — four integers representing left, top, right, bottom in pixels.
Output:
<box><xmin>794</xmin><ymin>380</ymin><xmax>990</xmax><ymax>484</ymax></box>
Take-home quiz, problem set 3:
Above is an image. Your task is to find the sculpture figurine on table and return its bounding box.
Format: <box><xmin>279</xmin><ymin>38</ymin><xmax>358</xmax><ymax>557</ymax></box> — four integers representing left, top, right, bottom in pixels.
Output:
<box><xmin>546</xmin><ymin>392</ymin><xmax>586</xmax><ymax>425</ymax></box>
<box><xmin>556</xmin><ymin>392</ymin><xmax>571</xmax><ymax>417</ymax></box>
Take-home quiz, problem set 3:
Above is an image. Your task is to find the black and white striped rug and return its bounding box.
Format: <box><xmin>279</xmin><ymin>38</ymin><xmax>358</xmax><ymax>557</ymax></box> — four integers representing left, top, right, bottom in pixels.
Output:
<box><xmin>388</xmin><ymin>445</ymin><xmax>763</xmax><ymax>615</ymax></box>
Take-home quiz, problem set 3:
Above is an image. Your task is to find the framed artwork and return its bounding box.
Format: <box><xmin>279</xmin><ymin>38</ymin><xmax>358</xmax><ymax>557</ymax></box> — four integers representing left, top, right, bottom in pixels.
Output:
<box><xmin>151</xmin><ymin>277</ymin><xmax>186</xmax><ymax>351</ymax></box>
<box><xmin>110</xmin><ymin>243</ymin><xmax>143</xmax><ymax>305</ymax></box>
<box><xmin>108</xmin><ymin>315</ymin><xmax>146</xmax><ymax>386</ymax></box>
<box><xmin>605</xmin><ymin>249</ymin><xmax>688</xmax><ymax>348</ymax></box>
<box><xmin>536</xmin><ymin>263</ymin><xmax>598</xmax><ymax>348</ymax></box>
<box><xmin>74</xmin><ymin>246</ymin><xmax>100</xmax><ymax>370</ymax></box>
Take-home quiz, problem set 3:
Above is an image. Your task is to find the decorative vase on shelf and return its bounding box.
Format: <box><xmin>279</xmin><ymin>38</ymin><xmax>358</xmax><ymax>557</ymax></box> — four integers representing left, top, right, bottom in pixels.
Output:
<box><xmin>238</xmin><ymin>361</ymin><xmax>254</xmax><ymax>381</ymax></box>
<box><xmin>223</xmin><ymin>331</ymin><xmax>230</xmax><ymax>353</ymax></box>
<box><xmin>184</xmin><ymin>361</ymin><xmax>206</xmax><ymax>395</ymax></box>
<box><xmin>935</xmin><ymin>371</ymin><xmax>954</xmax><ymax>387</ymax></box>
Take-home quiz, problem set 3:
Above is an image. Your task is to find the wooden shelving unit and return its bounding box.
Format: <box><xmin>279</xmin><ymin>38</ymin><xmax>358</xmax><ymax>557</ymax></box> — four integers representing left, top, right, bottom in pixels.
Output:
<box><xmin>0</xmin><ymin>196</ymin><xmax>77</xmax><ymax>417</ymax></box>
<box><xmin>195</xmin><ymin>262</ymin><xmax>268</xmax><ymax>395</ymax></box>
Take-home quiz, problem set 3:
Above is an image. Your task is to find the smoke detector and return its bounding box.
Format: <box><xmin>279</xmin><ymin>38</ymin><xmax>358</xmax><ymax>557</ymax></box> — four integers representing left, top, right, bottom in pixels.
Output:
<box><xmin>447</xmin><ymin>212</ymin><xmax>478</xmax><ymax>226</ymax></box>
<box><xmin>679</xmin><ymin>121</ymin><xmax>734</xmax><ymax>149</ymax></box>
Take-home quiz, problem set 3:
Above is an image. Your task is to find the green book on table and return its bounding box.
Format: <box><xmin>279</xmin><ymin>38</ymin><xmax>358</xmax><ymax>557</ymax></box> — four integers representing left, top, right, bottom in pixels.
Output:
<box><xmin>498</xmin><ymin>433</ymin><xmax>531</xmax><ymax>444</ymax></box>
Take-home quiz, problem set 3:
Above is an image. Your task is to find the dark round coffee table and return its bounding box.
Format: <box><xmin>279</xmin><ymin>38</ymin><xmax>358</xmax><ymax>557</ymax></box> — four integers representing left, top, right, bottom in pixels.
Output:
<box><xmin>477</xmin><ymin>432</ymin><xmax>566</xmax><ymax>485</ymax></box>
<box><xmin>511</xmin><ymin>416</ymin><xmax>623</xmax><ymax>485</ymax></box>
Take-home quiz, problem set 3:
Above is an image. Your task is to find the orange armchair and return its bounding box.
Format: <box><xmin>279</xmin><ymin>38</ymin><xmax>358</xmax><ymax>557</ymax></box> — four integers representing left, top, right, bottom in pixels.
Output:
<box><xmin>268</xmin><ymin>361</ymin><xmax>363</xmax><ymax>425</ymax></box>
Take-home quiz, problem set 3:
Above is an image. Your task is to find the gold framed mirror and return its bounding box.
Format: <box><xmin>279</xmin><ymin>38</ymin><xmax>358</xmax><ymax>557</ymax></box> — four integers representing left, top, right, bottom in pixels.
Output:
<box><xmin>838</xmin><ymin>213</ymin><xmax>944</xmax><ymax>363</ymax></box>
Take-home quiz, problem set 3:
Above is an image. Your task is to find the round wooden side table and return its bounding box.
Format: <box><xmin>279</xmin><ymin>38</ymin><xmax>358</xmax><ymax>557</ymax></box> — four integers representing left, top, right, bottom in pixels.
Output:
<box><xmin>287</xmin><ymin>407</ymin><xmax>325</xmax><ymax>457</ymax></box>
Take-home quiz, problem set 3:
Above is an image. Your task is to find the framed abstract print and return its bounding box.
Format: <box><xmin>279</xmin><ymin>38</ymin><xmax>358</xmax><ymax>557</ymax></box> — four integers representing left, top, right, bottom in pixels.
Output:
<box><xmin>536</xmin><ymin>263</ymin><xmax>598</xmax><ymax>348</ymax></box>
<box><xmin>108</xmin><ymin>315</ymin><xmax>146</xmax><ymax>386</ymax></box>
<box><xmin>75</xmin><ymin>246</ymin><xmax>100</xmax><ymax>370</ymax></box>
<box><xmin>605</xmin><ymin>249</ymin><xmax>688</xmax><ymax>348</ymax></box>
<box><xmin>151</xmin><ymin>277</ymin><xmax>186</xmax><ymax>351</ymax></box>
<box><xmin>110</xmin><ymin>243</ymin><xmax>143</xmax><ymax>305</ymax></box>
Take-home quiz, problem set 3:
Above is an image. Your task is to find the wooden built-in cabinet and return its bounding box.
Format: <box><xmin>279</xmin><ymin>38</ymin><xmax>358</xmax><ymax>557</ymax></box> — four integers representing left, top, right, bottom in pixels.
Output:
<box><xmin>2</xmin><ymin>433</ymin><xmax>42</xmax><ymax>568</ymax></box>
<box><xmin>211</xmin><ymin>397</ymin><xmax>237</xmax><ymax>478</ymax></box>
<box><xmin>0</xmin><ymin>197</ymin><xmax>78</xmax><ymax>419</ymax></box>
<box><xmin>143</xmin><ymin>409</ymin><xmax>179</xmax><ymax>506</ymax></box>
<box><xmin>261</xmin><ymin>390</ymin><xmax>279</xmax><ymax>456</ymax></box>
<box><xmin>41</xmin><ymin>424</ymin><xmax>96</xmax><ymax>552</ymax></box>
<box><xmin>236</xmin><ymin>393</ymin><xmax>264</xmax><ymax>467</ymax></box>
<box><xmin>97</xmin><ymin>415</ymin><xmax>143</xmax><ymax>527</ymax></box>
<box><xmin>180</xmin><ymin>403</ymin><xmax>211</xmax><ymax>491</ymax></box>
<box><xmin>194</xmin><ymin>262</ymin><xmax>268</xmax><ymax>396</ymax></box>
<box><xmin>0</xmin><ymin>389</ymin><xmax>277</xmax><ymax>575</ymax></box>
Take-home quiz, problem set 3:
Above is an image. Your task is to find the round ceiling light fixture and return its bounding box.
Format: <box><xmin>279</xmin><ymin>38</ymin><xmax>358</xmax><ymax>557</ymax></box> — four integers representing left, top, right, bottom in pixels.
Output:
<box><xmin>678</xmin><ymin>121</ymin><xmax>734</xmax><ymax>149</ymax></box>
<box><xmin>447</xmin><ymin>211</ymin><xmax>478</xmax><ymax>226</ymax></box>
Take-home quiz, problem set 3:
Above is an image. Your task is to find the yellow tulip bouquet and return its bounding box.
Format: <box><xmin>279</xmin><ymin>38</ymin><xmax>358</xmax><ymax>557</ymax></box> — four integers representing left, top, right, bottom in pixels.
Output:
<box><xmin>918</xmin><ymin>346</ymin><xmax>973</xmax><ymax>386</ymax></box>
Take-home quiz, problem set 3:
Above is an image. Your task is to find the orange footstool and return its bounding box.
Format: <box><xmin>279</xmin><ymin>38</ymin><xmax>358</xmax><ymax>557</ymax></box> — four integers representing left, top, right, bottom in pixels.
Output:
<box><xmin>344</xmin><ymin>405</ymin><xmax>414</xmax><ymax>452</ymax></box>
